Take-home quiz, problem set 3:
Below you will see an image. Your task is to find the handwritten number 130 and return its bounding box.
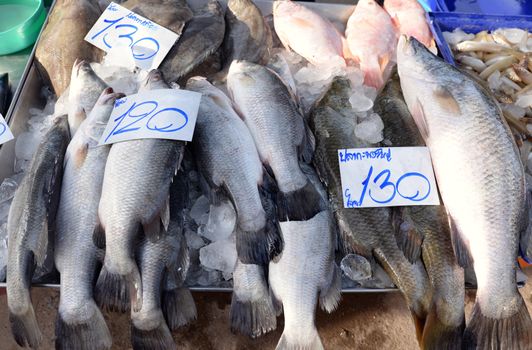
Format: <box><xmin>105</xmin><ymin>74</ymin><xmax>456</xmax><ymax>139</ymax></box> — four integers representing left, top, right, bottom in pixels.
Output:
<box><xmin>91</xmin><ymin>17</ymin><xmax>160</xmax><ymax>60</ymax></box>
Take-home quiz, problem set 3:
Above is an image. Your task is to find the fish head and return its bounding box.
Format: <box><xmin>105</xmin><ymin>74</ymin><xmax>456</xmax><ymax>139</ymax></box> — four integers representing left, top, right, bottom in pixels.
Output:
<box><xmin>272</xmin><ymin>0</ymin><xmax>296</xmax><ymax>17</ymax></box>
<box><xmin>95</xmin><ymin>87</ymin><xmax>125</xmax><ymax>107</ymax></box>
<box><xmin>89</xmin><ymin>88</ymin><xmax>126</xmax><ymax>125</ymax></box>
<box><xmin>140</xmin><ymin>69</ymin><xmax>170</xmax><ymax>91</ymax></box>
<box><xmin>185</xmin><ymin>76</ymin><xmax>211</xmax><ymax>92</ymax></box>
<box><xmin>227</xmin><ymin>60</ymin><xmax>267</xmax><ymax>96</ymax></box>
<box><xmin>71</xmin><ymin>59</ymin><xmax>99</xmax><ymax>83</ymax></box>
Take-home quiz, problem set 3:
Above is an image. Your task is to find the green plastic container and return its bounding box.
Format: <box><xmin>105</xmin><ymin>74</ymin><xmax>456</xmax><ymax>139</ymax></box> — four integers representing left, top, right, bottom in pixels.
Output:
<box><xmin>0</xmin><ymin>0</ymin><xmax>46</xmax><ymax>55</ymax></box>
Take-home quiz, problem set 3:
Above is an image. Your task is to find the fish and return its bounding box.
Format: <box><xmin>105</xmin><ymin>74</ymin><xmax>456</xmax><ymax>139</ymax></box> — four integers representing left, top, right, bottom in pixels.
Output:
<box><xmin>131</xmin><ymin>172</ymin><xmax>196</xmax><ymax>349</ymax></box>
<box><xmin>0</xmin><ymin>73</ymin><xmax>10</xmax><ymax>116</ymax></box>
<box><xmin>227</xmin><ymin>60</ymin><xmax>324</xmax><ymax>222</ymax></box>
<box><xmin>269</xmin><ymin>207</ymin><xmax>340</xmax><ymax>350</ymax></box>
<box><xmin>160</xmin><ymin>0</ymin><xmax>225</xmax><ymax>83</ymax></box>
<box><xmin>122</xmin><ymin>0</ymin><xmax>192</xmax><ymax>34</ymax></box>
<box><xmin>309</xmin><ymin>76</ymin><xmax>432</xmax><ymax>341</ymax></box>
<box><xmin>375</xmin><ymin>73</ymin><xmax>465</xmax><ymax>349</ymax></box>
<box><xmin>397</xmin><ymin>36</ymin><xmax>532</xmax><ymax>349</ymax></box>
<box><xmin>186</xmin><ymin>76</ymin><xmax>281</xmax><ymax>266</ymax></box>
<box><xmin>383</xmin><ymin>0</ymin><xmax>437</xmax><ymax>53</ymax></box>
<box><xmin>272</xmin><ymin>0</ymin><xmax>345</xmax><ymax>66</ymax></box>
<box><xmin>67</xmin><ymin>59</ymin><xmax>108</xmax><ymax>136</ymax></box>
<box><xmin>345</xmin><ymin>0</ymin><xmax>398</xmax><ymax>90</ymax></box>
<box><xmin>95</xmin><ymin>69</ymin><xmax>185</xmax><ymax>313</ymax></box>
<box><xmin>35</xmin><ymin>0</ymin><xmax>102</xmax><ymax>96</ymax></box>
<box><xmin>223</xmin><ymin>0</ymin><xmax>272</xmax><ymax>69</ymax></box>
<box><xmin>54</xmin><ymin>88</ymin><xmax>123</xmax><ymax>350</ymax></box>
<box><xmin>6</xmin><ymin>116</ymin><xmax>70</xmax><ymax>348</ymax></box>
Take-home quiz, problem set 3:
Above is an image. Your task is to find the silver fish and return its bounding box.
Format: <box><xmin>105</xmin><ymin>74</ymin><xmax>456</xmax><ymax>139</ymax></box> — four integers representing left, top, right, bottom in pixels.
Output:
<box><xmin>186</xmin><ymin>77</ymin><xmax>281</xmax><ymax>265</ymax></box>
<box><xmin>227</xmin><ymin>60</ymin><xmax>323</xmax><ymax>222</ymax></box>
<box><xmin>96</xmin><ymin>70</ymin><xmax>185</xmax><ymax>313</ymax></box>
<box><xmin>6</xmin><ymin>116</ymin><xmax>70</xmax><ymax>348</ymax></box>
<box><xmin>375</xmin><ymin>73</ymin><xmax>465</xmax><ymax>349</ymax></box>
<box><xmin>131</xmin><ymin>172</ymin><xmax>196</xmax><ymax>349</ymax></box>
<box><xmin>162</xmin><ymin>0</ymin><xmax>225</xmax><ymax>83</ymax></box>
<box><xmin>309</xmin><ymin>77</ymin><xmax>432</xmax><ymax>341</ymax></box>
<box><xmin>67</xmin><ymin>59</ymin><xmax>108</xmax><ymax>136</ymax></box>
<box><xmin>397</xmin><ymin>36</ymin><xmax>532</xmax><ymax>348</ymax></box>
<box><xmin>223</xmin><ymin>0</ymin><xmax>272</xmax><ymax>68</ymax></box>
<box><xmin>55</xmin><ymin>88</ymin><xmax>123</xmax><ymax>350</ymax></box>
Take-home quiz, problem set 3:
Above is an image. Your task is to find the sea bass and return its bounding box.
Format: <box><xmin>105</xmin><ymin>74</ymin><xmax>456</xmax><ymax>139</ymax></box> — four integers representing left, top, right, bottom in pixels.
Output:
<box><xmin>383</xmin><ymin>0</ymin><xmax>437</xmax><ymax>53</ymax></box>
<box><xmin>131</xmin><ymin>172</ymin><xmax>196</xmax><ymax>349</ymax></box>
<box><xmin>6</xmin><ymin>116</ymin><xmax>70</xmax><ymax>348</ymax></box>
<box><xmin>186</xmin><ymin>77</ymin><xmax>281</xmax><ymax>266</ymax></box>
<box><xmin>55</xmin><ymin>88</ymin><xmax>123</xmax><ymax>350</ymax></box>
<box><xmin>345</xmin><ymin>0</ymin><xmax>397</xmax><ymax>90</ymax></box>
<box><xmin>223</xmin><ymin>0</ymin><xmax>272</xmax><ymax>68</ymax></box>
<box><xmin>227</xmin><ymin>61</ymin><xmax>324</xmax><ymax>222</ymax></box>
<box><xmin>35</xmin><ymin>0</ymin><xmax>102</xmax><ymax>96</ymax></box>
<box><xmin>375</xmin><ymin>73</ymin><xmax>465</xmax><ymax>349</ymax></box>
<box><xmin>161</xmin><ymin>0</ymin><xmax>225</xmax><ymax>82</ymax></box>
<box><xmin>397</xmin><ymin>36</ymin><xmax>532</xmax><ymax>349</ymax></box>
<box><xmin>309</xmin><ymin>77</ymin><xmax>432</xmax><ymax>340</ymax></box>
<box><xmin>273</xmin><ymin>0</ymin><xmax>345</xmax><ymax>66</ymax></box>
<box><xmin>96</xmin><ymin>70</ymin><xmax>185</xmax><ymax>313</ymax></box>
<box><xmin>67</xmin><ymin>59</ymin><xmax>108</xmax><ymax>136</ymax></box>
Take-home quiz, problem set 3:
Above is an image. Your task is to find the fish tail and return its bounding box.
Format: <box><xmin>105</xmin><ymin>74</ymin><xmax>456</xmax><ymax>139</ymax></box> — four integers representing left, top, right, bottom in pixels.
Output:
<box><xmin>236</xmin><ymin>218</ymin><xmax>283</xmax><ymax>265</ymax></box>
<box><xmin>9</xmin><ymin>306</ymin><xmax>42</xmax><ymax>348</ymax></box>
<box><xmin>230</xmin><ymin>292</ymin><xmax>277</xmax><ymax>338</ymax></box>
<box><xmin>463</xmin><ymin>294</ymin><xmax>532</xmax><ymax>350</ymax></box>
<box><xmin>276</xmin><ymin>180</ymin><xmax>325</xmax><ymax>222</ymax></box>
<box><xmin>162</xmin><ymin>287</ymin><xmax>197</xmax><ymax>330</ymax></box>
<box><xmin>361</xmin><ymin>59</ymin><xmax>384</xmax><ymax>90</ymax></box>
<box><xmin>421</xmin><ymin>301</ymin><xmax>464</xmax><ymax>350</ymax></box>
<box><xmin>275</xmin><ymin>328</ymin><xmax>324</xmax><ymax>350</ymax></box>
<box><xmin>131</xmin><ymin>311</ymin><xmax>175</xmax><ymax>350</ymax></box>
<box><xmin>55</xmin><ymin>300</ymin><xmax>112</xmax><ymax>350</ymax></box>
<box><xmin>94</xmin><ymin>262</ymin><xmax>143</xmax><ymax>313</ymax></box>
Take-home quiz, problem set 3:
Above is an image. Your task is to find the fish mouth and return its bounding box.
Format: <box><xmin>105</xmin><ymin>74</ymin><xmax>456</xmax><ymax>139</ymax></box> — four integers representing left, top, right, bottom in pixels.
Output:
<box><xmin>74</xmin><ymin>59</ymin><xmax>91</xmax><ymax>76</ymax></box>
<box><xmin>98</xmin><ymin>87</ymin><xmax>125</xmax><ymax>105</ymax></box>
<box><xmin>144</xmin><ymin>69</ymin><xmax>162</xmax><ymax>85</ymax></box>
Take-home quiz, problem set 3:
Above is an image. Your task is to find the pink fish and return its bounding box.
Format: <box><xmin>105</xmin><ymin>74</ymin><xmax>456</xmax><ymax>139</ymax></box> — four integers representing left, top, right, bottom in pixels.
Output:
<box><xmin>384</xmin><ymin>0</ymin><xmax>437</xmax><ymax>53</ymax></box>
<box><xmin>345</xmin><ymin>0</ymin><xmax>398</xmax><ymax>90</ymax></box>
<box><xmin>273</xmin><ymin>0</ymin><xmax>345</xmax><ymax>66</ymax></box>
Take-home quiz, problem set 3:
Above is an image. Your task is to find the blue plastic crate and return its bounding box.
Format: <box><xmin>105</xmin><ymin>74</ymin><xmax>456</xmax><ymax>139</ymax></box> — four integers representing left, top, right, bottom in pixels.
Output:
<box><xmin>428</xmin><ymin>12</ymin><xmax>532</xmax><ymax>65</ymax></box>
<box><xmin>437</xmin><ymin>0</ymin><xmax>532</xmax><ymax>16</ymax></box>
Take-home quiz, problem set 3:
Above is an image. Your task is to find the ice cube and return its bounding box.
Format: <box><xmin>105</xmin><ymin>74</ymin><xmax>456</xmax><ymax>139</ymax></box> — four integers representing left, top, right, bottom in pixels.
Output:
<box><xmin>196</xmin><ymin>268</ymin><xmax>222</xmax><ymax>287</ymax></box>
<box><xmin>185</xmin><ymin>229</ymin><xmax>206</xmax><ymax>250</ymax></box>
<box><xmin>345</xmin><ymin>66</ymin><xmax>364</xmax><ymax>88</ymax></box>
<box><xmin>199</xmin><ymin>239</ymin><xmax>237</xmax><ymax>275</ymax></box>
<box><xmin>15</xmin><ymin>131</ymin><xmax>42</xmax><ymax>161</ymax></box>
<box><xmin>0</xmin><ymin>178</ymin><xmax>18</xmax><ymax>204</ymax></box>
<box><xmin>354</xmin><ymin>113</ymin><xmax>384</xmax><ymax>144</ymax></box>
<box><xmin>190</xmin><ymin>195</ymin><xmax>210</xmax><ymax>226</ymax></box>
<box><xmin>349</xmin><ymin>92</ymin><xmax>373</xmax><ymax>113</ymax></box>
<box><xmin>198</xmin><ymin>201</ymin><xmax>236</xmax><ymax>242</ymax></box>
<box><xmin>341</xmin><ymin>254</ymin><xmax>371</xmax><ymax>281</ymax></box>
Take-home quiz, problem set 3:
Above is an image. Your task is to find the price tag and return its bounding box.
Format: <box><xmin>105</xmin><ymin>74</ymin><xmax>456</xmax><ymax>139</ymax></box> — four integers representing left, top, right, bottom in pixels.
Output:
<box><xmin>85</xmin><ymin>2</ymin><xmax>179</xmax><ymax>71</ymax></box>
<box><xmin>99</xmin><ymin>88</ymin><xmax>201</xmax><ymax>145</ymax></box>
<box><xmin>338</xmin><ymin>147</ymin><xmax>439</xmax><ymax>208</ymax></box>
<box><xmin>0</xmin><ymin>114</ymin><xmax>14</xmax><ymax>145</ymax></box>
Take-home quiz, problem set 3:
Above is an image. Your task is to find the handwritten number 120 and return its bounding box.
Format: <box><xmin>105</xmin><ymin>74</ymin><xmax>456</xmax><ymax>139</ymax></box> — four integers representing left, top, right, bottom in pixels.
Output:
<box><xmin>91</xmin><ymin>16</ymin><xmax>160</xmax><ymax>60</ymax></box>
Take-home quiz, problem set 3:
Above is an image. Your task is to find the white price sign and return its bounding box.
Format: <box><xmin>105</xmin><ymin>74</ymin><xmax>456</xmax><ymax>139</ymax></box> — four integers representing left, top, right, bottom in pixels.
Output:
<box><xmin>338</xmin><ymin>147</ymin><xmax>440</xmax><ymax>208</ymax></box>
<box><xmin>99</xmin><ymin>89</ymin><xmax>201</xmax><ymax>145</ymax></box>
<box><xmin>0</xmin><ymin>114</ymin><xmax>14</xmax><ymax>145</ymax></box>
<box><xmin>85</xmin><ymin>2</ymin><xmax>179</xmax><ymax>71</ymax></box>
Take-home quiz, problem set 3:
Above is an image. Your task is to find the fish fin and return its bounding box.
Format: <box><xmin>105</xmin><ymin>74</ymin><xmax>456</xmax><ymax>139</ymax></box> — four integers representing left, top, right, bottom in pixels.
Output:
<box><xmin>230</xmin><ymin>292</ymin><xmax>277</xmax><ymax>338</ymax></box>
<box><xmin>433</xmin><ymin>86</ymin><xmax>461</xmax><ymax>115</ymax></box>
<box><xmin>277</xmin><ymin>180</ymin><xmax>325</xmax><ymax>221</ymax></box>
<box><xmin>378</xmin><ymin>54</ymin><xmax>391</xmax><ymax>74</ymax></box>
<box><xmin>160</xmin><ymin>196</ymin><xmax>170</xmax><ymax>233</ymax></box>
<box><xmin>341</xmin><ymin>36</ymin><xmax>355</xmax><ymax>62</ymax></box>
<box><xmin>162</xmin><ymin>287</ymin><xmax>197</xmax><ymax>330</ymax></box>
<box><xmin>9</xmin><ymin>307</ymin><xmax>42</xmax><ymax>349</ymax></box>
<box><xmin>421</xmin><ymin>301</ymin><xmax>464</xmax><ymax>350</ymax></box>
<box><xmin>236</xmin><ymin>218</ymin><xmax>283</xmax><ymax>265</ymax></box>
<box><xmin>31</xmin><ymin>222</ymin><xmax>48</xmax><ymax>268</ymax></box>
<box><xmin>131</xmin><ymin>311</ymin><xmax>175</xmax><ymax>350</ymax></box>
<box><xmin>300</xmin><ymin>123</ymin><xmax>315</xmax><ymax>164</ymax></box>
<box><xmin>55</xmin><ymin>301</ymin><xmax>112</xmax><ymax>350</ymax></box>
<box><xmin>391</xmin><ymin>207</ymin><xmax>423</xmax><ymax>263</ymax></box>
<box><xmin>447</xmin><ymin>214</ymin><xmax>473</xmax><ymax>268</ymax></box>
<box><xmin>167</xmin><ymin>235</ymin><xmax>190</xmax><ymax>286</ymax></box>
<box><xmin>73</xmin><ymin>142</ymin><xmax>89</xmax><ymax>169</ymax></box>
<box><xmin>319</xmin><ymin>264</ymin><xmax>341</xmax><ymax>313</ymax></box>
<box><xmin>428</xmin><ymin>40</ymin><xmax>439</xmax><ymax>55</ymax></box>
<box><xmin>411</xmin><ymin>98</ymin><xmax>430</xmax><ymax>140</ymax></box>
<box><xmin>361</xmin><ymin>58</ymin><xmax>384</xmax><ymax>90</ymax></box>
<box><xmin>92</xmin><ymin>223</ymin><xmax>106</xmax><ymax>250</ymax></box>
<box><xmin>463</xmin><ymin>295</ymin><xmax>532</xmax><ymax>350</ymax></box>
<box><xmin>276</xmin><ymin>327</ymin><xmax>324</xmax><ymax>350</ymax></box>
<box><xmin>95</xmin><ymin>263</ymin><xmax>143</xmax><ymax>313</ymax></box>
<box><xmin>411</xmin><ymin>312</ymin><xmax>427</xmax><ymax>346</ymax></box>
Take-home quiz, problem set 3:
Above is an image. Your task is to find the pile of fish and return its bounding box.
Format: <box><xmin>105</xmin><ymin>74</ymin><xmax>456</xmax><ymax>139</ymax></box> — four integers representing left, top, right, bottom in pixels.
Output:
<box><xmin>2</xmin><ymin>0</ymin><xmax>532</xmax><ymax>349</ymax></box>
